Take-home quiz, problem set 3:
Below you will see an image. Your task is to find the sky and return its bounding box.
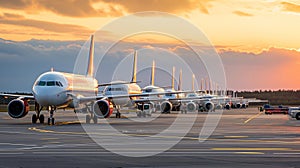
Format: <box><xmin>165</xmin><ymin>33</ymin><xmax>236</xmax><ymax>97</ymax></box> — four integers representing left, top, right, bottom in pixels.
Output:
<box><xmin>0</xmin><ymin>0</ymin><xmax>300</xmax><ymax>92</ymax></box>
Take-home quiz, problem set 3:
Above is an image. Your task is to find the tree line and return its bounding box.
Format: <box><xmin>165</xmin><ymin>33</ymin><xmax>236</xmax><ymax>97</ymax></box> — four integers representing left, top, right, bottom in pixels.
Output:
<box><xmin>236</xmin><ymin>90</ymin><xmax>300</xmax><ymax>105</ymax></box>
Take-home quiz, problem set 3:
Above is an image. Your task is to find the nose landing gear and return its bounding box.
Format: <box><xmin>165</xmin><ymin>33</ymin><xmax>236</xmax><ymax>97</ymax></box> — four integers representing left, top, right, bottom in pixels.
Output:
<box><xmin>47</xmin><ymin>106</ymin><xmax>56</xmax><ymax>125</ymax></box>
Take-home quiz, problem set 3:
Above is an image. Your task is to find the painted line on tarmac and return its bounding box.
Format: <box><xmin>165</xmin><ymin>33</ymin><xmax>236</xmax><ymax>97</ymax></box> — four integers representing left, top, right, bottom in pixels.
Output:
<box><xmin>0</xmin><ymin>153</ymin><xmax>24</xmax><ymax>155</ymax></box>
<box><xmin>28</xmin><ymin>126</ymin><xmax>298</xmax><ymax>145</ymax></box>
<box><xmin>234</xmin><ymin>152</ymin><xmax>264</xmax><ymax>155</ymax></box>
<box><xmin>274</xmin><ymin>153</ymin><xmax>300</xmax><ymax>155</ymax></box>
<box><xmin>224</xmin><ymin>136</ymin><xmax>248</xmax><ymax>138</ymax></box>
<box><xmin>211</xmin><ymin>148</ymin><xmax>291</xmax><ymax>151</ymax></box>
<box><xmin>244</xmin><ymin>112</ymin><xmax>262</xmax><ymax>124</ymax></box>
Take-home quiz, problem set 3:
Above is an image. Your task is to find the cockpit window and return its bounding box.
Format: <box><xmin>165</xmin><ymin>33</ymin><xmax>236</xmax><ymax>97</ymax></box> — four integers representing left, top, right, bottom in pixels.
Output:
<box><xmin>36</xmin><ymin>80</ymin><xmax>63</xmax><ymax>87</ymax></box>
<box><xmin>165</xmin><ymin>93</ymin><xmax>173</xmax><ymax>97</ymax></box>
<box><xmin>37</xmin><ymin>81</ymin><xmax>46</xmax><ymax>86</ymax></box>
<box><xmin>46</xmin><ymin>81</ymin><xmax>55</xmax><ymax>86</ymax></box>
<box><xmin>56</xmin><ymin>81</ymin><xmax>63</xmax><ymax>87</ymax></box>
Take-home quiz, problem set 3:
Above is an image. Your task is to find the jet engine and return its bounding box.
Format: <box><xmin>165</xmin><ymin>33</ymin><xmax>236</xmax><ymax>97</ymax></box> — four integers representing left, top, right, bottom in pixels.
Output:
<box><xmin>8</xmin><ymin>99</ymin><xmax>29</xmax><ymax>118</ymax></box>
<box><xmin>236</xmin><ymin>103</ymin><xmax>241</xmax><ymax>108</ymax></box>
<box><xmin>160</xmin><ymin>101</ymin><xmax>172</xmax><ymax>113</ymax></box>
<box><xmin>241</xmin><ymin>103</ymin><xmax>248</xmax><ymax>108</ymax></box>
<box><xmin>204</xmin><ymin>101</ymin><xmax>214</xmax><ymax>112</ymax></box>
<box><xmin>225</xmin><ymin>103</ymin><xmax>231</xmax><ymax>110</ymax></box>
<box><xmin>93</xmin><ymin>100</ymin><xmax>113</xmax><ymax>118</ymax></box>
<box><xmin>187</xmin><ymin>102</ymin><xmax>197</xmax><ymax>112</ymax></box>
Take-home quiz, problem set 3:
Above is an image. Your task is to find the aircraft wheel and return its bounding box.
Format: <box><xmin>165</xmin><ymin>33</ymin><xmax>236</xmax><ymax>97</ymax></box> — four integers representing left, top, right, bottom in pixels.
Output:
<box><xmin>48</xmin><ymin>118</ymin><xmax>55</xmax><ymax>125</ymax></box>
<box><xmin>32</xmin><ymin>114</ymin><xmax>37</xmax><ymax>124</ymax></box>
<box><xmin>86</xmin><ymin>115</ymin><xmax>91</xmax><ymax>124</ymax></box>
<box><xmin>93</xmin><ymin>115</ymin><xmax>98</xmax><ymax>124</ymax></box>
<box><xmin>296</xmin><ymin>113</ymin><xmax>300</xmax><ymax>120</ymax></box>
<box><xmin>39</xmin><ymin>114</ymin><xmax>45</xmax><ymax>124</ymax></box>
<box><xmin>137</xmin><ymin>111</ymin><xmax>141</xmax><ymax>118</ymax></box>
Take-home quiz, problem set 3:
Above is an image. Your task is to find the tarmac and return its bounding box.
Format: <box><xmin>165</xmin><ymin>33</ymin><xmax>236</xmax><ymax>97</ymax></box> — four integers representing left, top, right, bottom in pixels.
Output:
<box><xmin>1</xmin><ymin>108</ymin><xmax>300</xmax><ymax>168</ymax></box>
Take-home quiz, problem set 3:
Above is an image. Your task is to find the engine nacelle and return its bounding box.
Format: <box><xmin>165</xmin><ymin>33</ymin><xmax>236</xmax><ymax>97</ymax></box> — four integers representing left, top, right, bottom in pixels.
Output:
<box><xmin>187</xmin><ymin>102</ymin><xmax>197</xmax><ymax>112</ymax></box>
<box><xmin>93</xmin><ymin>100</ymin><xmax>113</xmax><ymax>118</ymax></box>
<box><xmin>204</xmin><ymin>101</ymin><xmax>214</xmax><ymax>112</ymax></box>
<box><xmin>8</xmin><ymin>99</ymin><xmax>29</xmax><ymax>118</ymax></box>
<box><xmin>236</xmin><ymin>103</ymin><xmax>241</xmax><ymax>108</ymax></box>
<box><xmin>241</xmin><ymin>103</ymin><xmax>248</xmax><ymax>108</ymax></box>
<box><xmin>160</xmin><ymin>101</ymin><xmax>172</xmax><ymax>113</ymax></box>
<box><xmin>225</xmin><ymin>103</ymin><xmax>231</xmax><ymax>110</ymax></box>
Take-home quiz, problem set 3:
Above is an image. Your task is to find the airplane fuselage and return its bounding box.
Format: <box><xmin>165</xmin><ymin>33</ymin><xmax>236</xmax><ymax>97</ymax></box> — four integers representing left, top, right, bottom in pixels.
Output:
<box><xmin>32</xmin><ymin>71</ymin><xmax>98</xmax><ymax>108</ymax></box>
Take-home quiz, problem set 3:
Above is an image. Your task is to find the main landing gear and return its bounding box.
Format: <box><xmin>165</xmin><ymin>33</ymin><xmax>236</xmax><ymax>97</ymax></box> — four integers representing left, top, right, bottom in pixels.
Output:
<box><xmin>85</xmin><ymin>105</ymin><xmax>98</xmax><ymax>124</ymax></box>
<box><xmin>32</xmin><ymin>102</ymin><xmax>45</xmax><ymax>124</ymax></box>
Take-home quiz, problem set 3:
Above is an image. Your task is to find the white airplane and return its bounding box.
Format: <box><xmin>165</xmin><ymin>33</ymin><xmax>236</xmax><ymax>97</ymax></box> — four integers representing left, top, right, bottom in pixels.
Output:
<box><xmin>140</xmin><ymin>60</ymin><xmax>165</xmax><ymax>112</ymax></box>
<box><xmin>2</xmin><ymin>36</ymin><xmax>194</xmax><ymax>125</ymax></box>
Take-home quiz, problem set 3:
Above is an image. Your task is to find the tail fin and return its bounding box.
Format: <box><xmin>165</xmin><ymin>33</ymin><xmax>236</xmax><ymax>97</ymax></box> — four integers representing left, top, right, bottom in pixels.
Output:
<box><xmin>150</xmin><ymin>60</ymin><xmax>155</xmax><ymax>85</ymax></box>
<box><xmin>200</xmin><ymin>78</ymin><xmax>203</xmax><ymax>91</ymax></box>
<box><xmin>87</xmin><ymin>35</ymin><xmax>94</xmax><ymax>77</ymax></box>
<box><xmin>172</xmin><ymin>67</ymin><xmax>175</xmax><ymax>90</ymax></box>
<box><xmin>178</xmin><ymin>69</ymin><xmax>182</xmax><ymax>91</ymax></box>
<box><xmin>192</xmin><ymin>74</ymin><xmax>195</xmax><ymax>90</ymax></box>
<box><xmin>131</xmin><ymin>50</ymin><xmax>137</xmax><ymax>83</ymax></box>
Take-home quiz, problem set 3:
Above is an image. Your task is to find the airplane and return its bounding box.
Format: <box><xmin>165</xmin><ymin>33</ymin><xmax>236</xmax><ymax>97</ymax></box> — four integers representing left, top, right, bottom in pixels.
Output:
<box><xmin>160</xmin><ymin>67</ymin><xmax>186</xmax><ymax>113</ymax></box>
<box><xmin>2</xmin><ymin>35</ymin><xmax>196</xmax><ymax>125</ymax></box>
<box><xmin>140</xmin><ymin>60</ymin><xmax>165</xmax><ymax>113</ymax></box>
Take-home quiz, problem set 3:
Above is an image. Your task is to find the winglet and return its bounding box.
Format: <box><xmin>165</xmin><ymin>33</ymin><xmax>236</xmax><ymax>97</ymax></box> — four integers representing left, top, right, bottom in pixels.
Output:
<box><xmin>87</xmin><ymin>35</ymin><xmax>94</xmax><ymax>77</ymax></box>
<box><xmin>131</xmin><ymin>50</ymin><xmax>137</xmax><ymax>83</ymax></box>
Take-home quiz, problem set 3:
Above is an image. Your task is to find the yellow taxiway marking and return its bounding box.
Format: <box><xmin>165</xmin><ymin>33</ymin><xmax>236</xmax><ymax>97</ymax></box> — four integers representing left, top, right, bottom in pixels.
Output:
<box><xmin>224</xmin><ymin>136</ymin><xmax>248</xmax><ymax>138</ymax></box>
<box><xmin>40</xmin><ymin>138</ymin><xmax>59</xmax><ymax>140</ymax></box>
<box><xmin>244</xmin><ymin>112</ymin><xmax>262</xmax><ymax>124</ymax></box>
<box><xmin>234</xmin><ymin>152</ymin><xmax>264</xmax><ymax>155</ymax></box>
<box><xmin>211</xmin><ymin>148</ymin><xmax>291</xmax><ymax>151</ymax></box>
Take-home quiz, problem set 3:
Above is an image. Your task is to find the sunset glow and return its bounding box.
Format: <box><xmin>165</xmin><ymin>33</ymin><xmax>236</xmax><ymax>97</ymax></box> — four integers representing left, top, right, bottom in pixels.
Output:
<box><xmin>0</xmin><ymin>0</ymin><xmax>300</xmax><ymax>91</ymax></box>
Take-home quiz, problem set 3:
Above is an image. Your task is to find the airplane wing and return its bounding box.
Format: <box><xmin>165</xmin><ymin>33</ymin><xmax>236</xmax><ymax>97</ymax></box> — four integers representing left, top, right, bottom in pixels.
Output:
<box><xmin>71</xmin><ymin>90</ymin><xmax>199</xmax><ymax>104</ymax></box>
<box><xmin>0</xmin><ymin>93</ymin><xmax>35</xmax><ymax>100</ymax></box>
<box><xmin>98</xmin><ymin>81</ymin><xmax>141</xmax><ymax>87</ymax></box>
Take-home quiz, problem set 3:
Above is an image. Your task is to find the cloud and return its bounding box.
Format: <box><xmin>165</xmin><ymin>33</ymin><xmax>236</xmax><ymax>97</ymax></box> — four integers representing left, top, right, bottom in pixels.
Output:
<box><xmin>281</xmin><ymin>1</ymin><xmax>300</xmax><ymax>13</ymax></box>
<box><xmin>103</xmin><ymin>0</ymin><xmax>213</xmax><ymax>14</ymax></box>
<box><xmin>0</xmin><ymin>0</ymin><xmax>213</xmax><ymax>17</ymax></box>
<box><xmin>0</xmin><ymin>13</ymin><xmax>93</xmax><ymax>36</ymax></box>
<box><xmin>220</xmin><ymin>47</ymin><xmax>300</xmax><ymax>90</ymax></box>
<box><xmin>233</xmin><ymin>10</ymin><xmax>253</xmax><ymax>17</ymax></box>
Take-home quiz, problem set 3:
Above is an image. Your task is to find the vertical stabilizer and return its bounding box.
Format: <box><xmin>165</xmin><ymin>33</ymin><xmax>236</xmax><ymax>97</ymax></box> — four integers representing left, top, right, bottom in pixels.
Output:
<box><xmin>87</xmin><ymin>35</ymin><xmax>94</xmax><ymax>77</ymax></box>
<box><xmin>172</xmin><ymin>67</ymin><xmax>175</xmax><ymax>90</ymax></box>
<box><xmin>200</xmin><ymin>78</ymin><xmax>203</xmax><ymax>91</ymax></box>
<box><xmin>150</xmin><ymin>60</ymin><xmax>155</xmax><ymax>85</ymax></box>
<box><xmin>131</xmin><ymin>50</ymin><xmax>137</xmax><ymax>83</ymax></box>
<box><xmin>192</xmin><ymin>74</ymin><xmax>195</xmax><ymax>91</ymax></box>
<box><xmin>178</xmin><ymin>69</ymin><xmax>182</xmax><ymax>91</ymax></box>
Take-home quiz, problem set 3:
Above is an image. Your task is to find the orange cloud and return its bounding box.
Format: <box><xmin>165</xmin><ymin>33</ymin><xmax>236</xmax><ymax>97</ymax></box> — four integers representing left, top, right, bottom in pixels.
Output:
<box><xmin>281</xmin><ymin>1</ymin><xmax>300</xmax><ymax>13</ymax></box>
<box><xmin>103</xmin><ymin>0</ymin><xmax>213</xmax><ymax>14</ymax></box>
<box><xmin>0</xmin><ymin>0</ymin><xmax>124</xmax><ymax>17</ymax></box>
<box><xmin>0</xmin><ymin>13</ymin><xmax>93</xmax><ymax>37</ymax></box>
<box><xmin>0</xmin><ymin>0</ymin><xmax>214</xmax><ymax>17</ymax></box>
<box><xmin>233</xmin><ymin>10</ymin><xmax>253</xmax><ymax>17</ymax></box>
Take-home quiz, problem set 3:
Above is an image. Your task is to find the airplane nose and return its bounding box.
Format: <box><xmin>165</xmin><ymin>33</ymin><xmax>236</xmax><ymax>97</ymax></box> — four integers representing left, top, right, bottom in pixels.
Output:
<box><xmin>33</xmin><ymin>87</ymin><xmax>61</xmax><ymax>106</ymax></box>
